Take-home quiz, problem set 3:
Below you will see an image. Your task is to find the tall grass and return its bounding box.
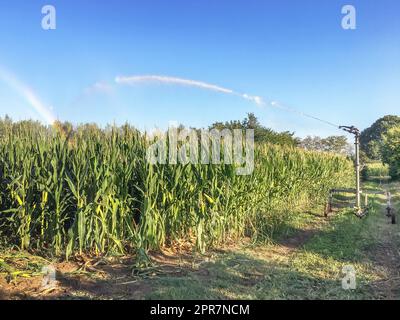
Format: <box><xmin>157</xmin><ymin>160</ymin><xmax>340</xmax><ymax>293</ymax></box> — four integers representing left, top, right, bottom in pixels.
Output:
<box><xmin>0</xmin><ymin>120</ymin><xmax>354</xmax><ymax>258</ymax></box>
<box><xmin>362</xmin><ymin>162</ymin><xmax>390</xmax><ymax>180</ymax></box>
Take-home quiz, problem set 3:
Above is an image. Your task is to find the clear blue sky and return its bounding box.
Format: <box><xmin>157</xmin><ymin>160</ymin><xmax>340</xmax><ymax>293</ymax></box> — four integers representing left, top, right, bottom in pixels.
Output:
<box><xmin>0</xmin><ymin>0</ymin><xmax>399</xmax><ymax>137</ymax></box>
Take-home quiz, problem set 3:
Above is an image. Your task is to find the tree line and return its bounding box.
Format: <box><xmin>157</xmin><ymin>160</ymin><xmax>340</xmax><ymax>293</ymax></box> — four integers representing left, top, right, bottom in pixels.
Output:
<box><xmin>1</xmin><ymin>113</ymin><xmax>399</xmax><ymax>179</ymax></box>
<box><xmin>360</xmin><ymin>115</ymin><xmax>400</xmax><ymax>179</ymax></box>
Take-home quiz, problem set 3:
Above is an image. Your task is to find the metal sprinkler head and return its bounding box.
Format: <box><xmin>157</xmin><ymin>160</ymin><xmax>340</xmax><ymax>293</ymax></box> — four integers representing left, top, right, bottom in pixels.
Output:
<box><xmin>339</xmin><ymin>125</ymin><xmax>360</xmax><ymax>136</ymax></box>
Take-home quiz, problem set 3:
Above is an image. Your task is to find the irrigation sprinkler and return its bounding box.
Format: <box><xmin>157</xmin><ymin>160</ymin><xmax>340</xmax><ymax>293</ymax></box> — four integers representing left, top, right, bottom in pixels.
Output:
<box><xmin>324</xmin><ymin>125</ymin><xmax>395</xmax><ymax>222</ymax></box>
<box><xmin>339</xmin><ymin>125</ymin><xmax>362</xmax><ymax>215</ymax></box>
<box><xmin>259</xmin><ymin>100</ymin><xmax>395</xmax><ymax>221</ymax></box>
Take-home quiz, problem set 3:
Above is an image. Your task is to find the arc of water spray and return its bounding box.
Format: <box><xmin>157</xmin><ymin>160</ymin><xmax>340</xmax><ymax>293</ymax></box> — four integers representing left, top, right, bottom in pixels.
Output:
<box><xmin>270</xmin><ymin>101</ymin><xmax>339</xmax><ymax>128</ymax></box>
<box><xmin>0</xmin><ymin>67</ymin><xmax>56</xmax><ymax>125</ymax></box>
<box><xmin>115</xmin><ymin>75</ymin><xmax>265</xmax><ymax>107</ymax></box>
<box><xmin>0</xmin><ymin>67</ymin><xmax>337</xmax><ymax>129</ymax></box>
<box><xmin>115</xmin><ymin>74</ymin><xmax>338</xmax><ymax>128</ymax></box>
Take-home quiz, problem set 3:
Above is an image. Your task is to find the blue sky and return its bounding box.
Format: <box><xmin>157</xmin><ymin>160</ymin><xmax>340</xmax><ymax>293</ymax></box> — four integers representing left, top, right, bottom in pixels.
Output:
<box><xmin>0</xmin><ymin>0</ymin><xmax>399</xmax><ymax>137</ymax></box>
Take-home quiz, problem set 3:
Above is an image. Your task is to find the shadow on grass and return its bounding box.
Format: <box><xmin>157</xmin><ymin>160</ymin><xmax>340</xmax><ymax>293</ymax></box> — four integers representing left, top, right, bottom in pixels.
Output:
<box><xmin>3</xmin><ymin>187</ymin><xmax>395</xmax><ymax>300</ymax></box>
<box><xmin>144</xmin><ymin>251</ymin><xmax>370</xmax><ymax>300</ymax></box>
<box><xmin>299</xmin><ymin>216</ymin><xmax>371</xmax><ymax>262</ymax></box>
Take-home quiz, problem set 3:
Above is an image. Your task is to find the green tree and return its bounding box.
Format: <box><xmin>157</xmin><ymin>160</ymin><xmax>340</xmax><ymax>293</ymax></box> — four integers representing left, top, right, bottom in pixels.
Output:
<box><xmin>360</xmin><ymin>115</ymin><xmax>400</xmax><ymax>160</ymax></box>
<box><xmin>381</xmin><ymin>127</ymin><xmax>400</xmax><ymax>179</ymax></box>
<box><xmin>300</xmin><ymin>135</ymin><xmax>352</xmax><ymax>155</ymax></box>
<box><xmin>322</xmin><ymin>136</ymin><xmax>351</xmax><ymax>154</ymax></box>
<box><xmin>209</xmin><ymin>113</ymin><xmax>299</xmax><ymax>147</ymax></box>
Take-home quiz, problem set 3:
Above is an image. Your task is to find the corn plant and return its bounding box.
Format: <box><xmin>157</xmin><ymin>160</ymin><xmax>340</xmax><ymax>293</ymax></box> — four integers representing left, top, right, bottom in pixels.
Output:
<box><xmin>0</xmin><ymin>119</ymin><xmax>354</xmax><ymax>258</ymax></box>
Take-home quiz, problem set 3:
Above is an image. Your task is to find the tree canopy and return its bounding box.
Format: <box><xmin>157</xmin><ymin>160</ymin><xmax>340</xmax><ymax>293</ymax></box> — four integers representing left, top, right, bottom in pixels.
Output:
<box><xmin>360</xmin><ymin>115</ymin><xmax>400</xmax><ymax>160</ymax></box>
<box><xmin>299</xmin><ymin>135</ymin><xmax>352</xmax><ymax>155</ymax></box>
<box><xmin>381</xmin><ymin>127</ymin><xmax>400</xmax><ymax>179</ymax></box>
<box><xmin>209</xmin><ymin>113</ymin><xmax>299</xmax><ymax>147</ymax></box>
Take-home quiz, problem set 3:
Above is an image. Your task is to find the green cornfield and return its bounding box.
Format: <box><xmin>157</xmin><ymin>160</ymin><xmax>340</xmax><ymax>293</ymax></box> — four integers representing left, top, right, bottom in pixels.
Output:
<box><xmin>362</xmin><ymin>162</ymin><xmax>390</xmax><ymax>179</ymax></box>
<box><xmin>0</xmin><ymin>119</ymin><xmax>354</xmax><ymax>258</ymax></box>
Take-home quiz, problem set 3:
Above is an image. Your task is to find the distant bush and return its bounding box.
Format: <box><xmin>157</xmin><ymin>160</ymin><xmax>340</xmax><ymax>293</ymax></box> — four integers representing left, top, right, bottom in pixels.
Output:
<box><xmin>362</xmin><ymin>162</ymin><xmax>390</xmax><ymax>180</ymax></box>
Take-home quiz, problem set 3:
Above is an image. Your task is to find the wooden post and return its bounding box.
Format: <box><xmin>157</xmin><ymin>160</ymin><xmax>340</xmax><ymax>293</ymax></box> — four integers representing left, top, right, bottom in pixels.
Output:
<box><xmin>387</xmin><ymin>191</ymin><xmax>391</xmax><ymax>207</ymax></box>
<box><xmin>386</xmin><ymin>191</ymin><xmax>392</xmax><ymax>217</ymax></box>
<box><xmin>364</xmin><ymin>193</ymin><xmax>368</xmax><ymax>207</ymax></box>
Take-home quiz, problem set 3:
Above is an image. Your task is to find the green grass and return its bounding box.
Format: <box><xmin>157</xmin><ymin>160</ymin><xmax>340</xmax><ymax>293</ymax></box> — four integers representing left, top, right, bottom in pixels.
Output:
<box><xmin>144</xmin><ymin>181</ymin><xmax>400</xmax><ymax>300</ymax></box>
<box><xmin>1</xmin><ymin>181</ymin><xmax>398</xmax><ymax>299</ymax></box>
<box><xmin>363</xmin><ymin>162</ymin><xmax>391</xmax><ymax>180</ymax></box>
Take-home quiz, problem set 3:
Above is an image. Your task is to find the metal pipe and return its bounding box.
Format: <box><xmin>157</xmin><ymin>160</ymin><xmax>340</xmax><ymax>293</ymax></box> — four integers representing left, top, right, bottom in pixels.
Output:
<box><xmin>355</xmin><ymin>133</ymin><xmax>361</xmax><ymax>208</ymax></box>
<box><xmin>387</xmin><ymin>191</ymin><xmax>391</xmax><ymax>208</ymax></box>
<box><xmin>339</xmin><ymin>125</ymin><xmax>362</xmax><ymax>212</ymax></box>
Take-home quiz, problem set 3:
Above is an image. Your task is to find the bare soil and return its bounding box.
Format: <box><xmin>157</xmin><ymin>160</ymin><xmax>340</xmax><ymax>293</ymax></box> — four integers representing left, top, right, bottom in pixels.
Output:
<box><xmin>1</xmin><ymin>184</ymin><xmax>399</xmax><ymax>300</ymax></box>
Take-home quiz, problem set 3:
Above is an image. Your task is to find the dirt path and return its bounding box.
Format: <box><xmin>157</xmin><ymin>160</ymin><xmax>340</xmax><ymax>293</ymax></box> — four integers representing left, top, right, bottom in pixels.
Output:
<box><xmin>367</xmin><ymin>183</ymin><xmax>400</xmax><ymax>299</ymax></box>
<box><xmin>279</xmin><ymin>215</ymin><xmax>327</xmax><ymax>253</ymax></box>
<box><xmin>0</xmin><ymin>213</ymin><xmax>331</xmax><ymax>300</ymax></box>
<box><xmin>1</xmin><ymin>181</ymin><xmax>399</xmax><ymax>300</ymax></box>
